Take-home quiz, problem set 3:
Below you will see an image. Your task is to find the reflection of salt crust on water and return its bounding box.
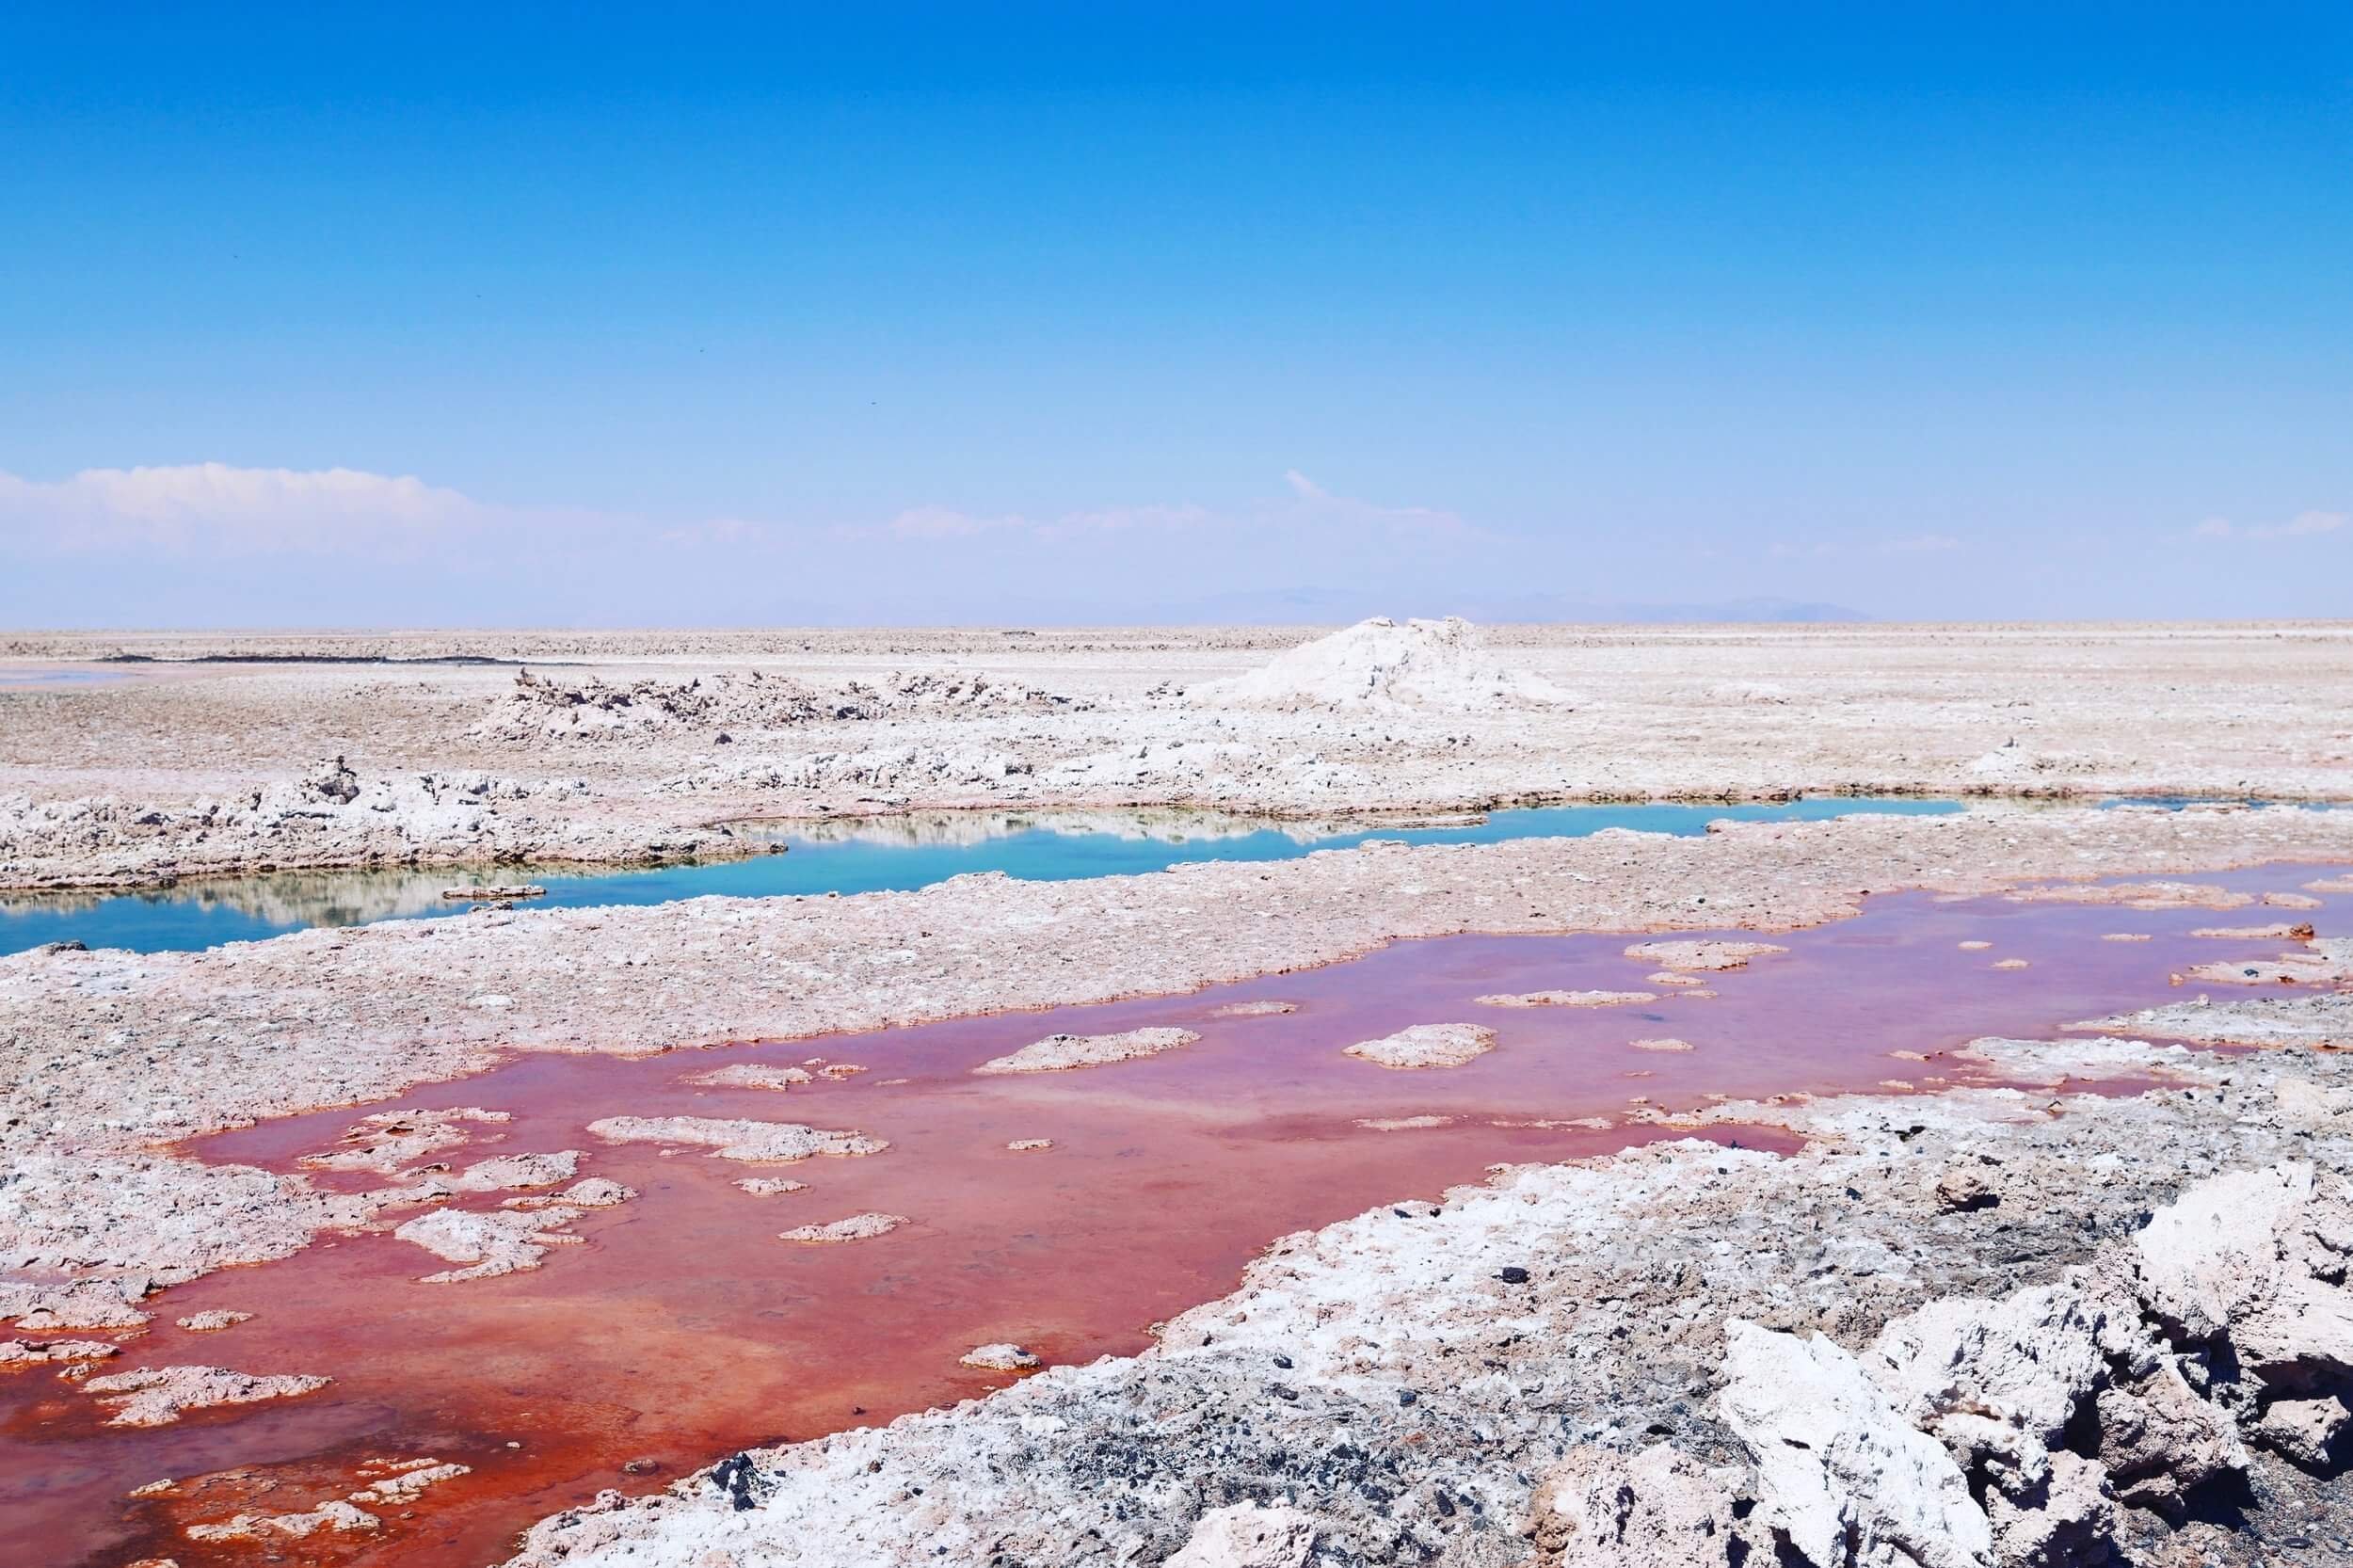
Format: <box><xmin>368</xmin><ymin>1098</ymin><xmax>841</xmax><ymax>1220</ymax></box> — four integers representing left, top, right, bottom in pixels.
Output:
<box><xmin>737</xmin><ymin>807</ymin><xmax>1369</xmax><ymax>851</ymax></box>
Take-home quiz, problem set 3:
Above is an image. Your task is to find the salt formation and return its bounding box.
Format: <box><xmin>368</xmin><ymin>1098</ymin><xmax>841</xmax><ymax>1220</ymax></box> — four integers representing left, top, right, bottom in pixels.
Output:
<box><xmin>0</xmin><ymin>1336</ymin><xmax>119</xmax><ymax>1365</ymax></box>
<box><xmin>1520</xmin><ymin>1160</ymin><xmax>2353</xmax><ymax>1566</ymax></box>
<box><xmin>1342</xmin><ymin>1022</ymin><xmax>1497</xmax><ymax>1069</ymax></box>
<box><xmin>972</xmin><ymin>1027</ymin><xmax>1199</xmax><ymax>1075</ymax></box>
<box><xmin>1195</xmin><ymin>617</ymin><xmax>1574</xmax><ymax>711</ymax></box>
<box><xmin>585</xmin><ymin>1115</ymin><xmax>888</xmax><ymax>1161</ymax></box>
<box><xmin>473</xmin><ymin>667</ymin><xmax>1077</xmax><ymax>742</ymax></box>
<box><xmin>1476</xmin><ymin>989</ymin><xmax>1657</xmax><ymax>1008</ymax></box>
<box><xmin>175</xmin><ymin>1309</ymin><xmax>251</xmax><ymax>1332</ymax></box>
<box><xmin>778</xmin><ymin>1212</ymin><xmax>905</xmax><ymax>1244</ymax></box>
<box><xmin>392</xmin><ymin>1207</ymin><xmax>585</xmax><ymax>1283</ymax></box>
<box><xmin>688</xmin><ymin>1064</ymin><xmax>815</xmax><ymax>1091</ymax></box>
<box><xmin>1624</xmin><ymin>938</ymin><xmax>1787</xmax><ymax>971</ymax></box>
<box><xmin>79</xmin><ymin>1364</ymin><xmax>330</xmax><ymax>1427</ymax></box>
<box><xmin>959</xmin><ymin>1343</ymin><xmax>1040</xmax><ymax>1371</ymax></box>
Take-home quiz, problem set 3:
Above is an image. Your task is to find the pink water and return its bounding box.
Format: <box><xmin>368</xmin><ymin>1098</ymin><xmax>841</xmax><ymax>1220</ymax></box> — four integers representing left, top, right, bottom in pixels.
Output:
<box><xmin>3</xmin><ymin>866</ymin><xmax>2345</xmax><ymax>1567</ymax></box>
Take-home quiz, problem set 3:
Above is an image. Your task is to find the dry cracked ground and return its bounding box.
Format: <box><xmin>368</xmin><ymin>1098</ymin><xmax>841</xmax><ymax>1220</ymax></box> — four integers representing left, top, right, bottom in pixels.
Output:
<box><xmin>5</xmin><ymin>617</ymin><xmax>2353</xmax><ymax>1568</ymax></box>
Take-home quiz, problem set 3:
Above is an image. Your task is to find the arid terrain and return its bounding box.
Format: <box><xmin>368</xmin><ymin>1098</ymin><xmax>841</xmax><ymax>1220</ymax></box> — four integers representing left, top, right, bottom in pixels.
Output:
<box><xmin>4</xmin><ymin>619</ymin><xmax>2352</xmax><ymax>1568</ymax></box>
<box><xmin>4</xmin><ymin>620</ymin><xmax>2349</xmax><ymax>889</ymax></box>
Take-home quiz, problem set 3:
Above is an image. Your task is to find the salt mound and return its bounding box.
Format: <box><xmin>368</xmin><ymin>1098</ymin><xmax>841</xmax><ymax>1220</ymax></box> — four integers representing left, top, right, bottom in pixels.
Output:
<box><xmin>474</xmin><ymin>667</ymin><xmax>1080</xmax><ymax>742</ymax></box>
<box><xmin>1197</xmin><ymin>617</ymin><xmax>1574</xmax><ymax>712</ymax></box>
<box><xmin>473</xmin><ymin>669</ymin><xmax>830</xmax><ymax>740</ymax></box>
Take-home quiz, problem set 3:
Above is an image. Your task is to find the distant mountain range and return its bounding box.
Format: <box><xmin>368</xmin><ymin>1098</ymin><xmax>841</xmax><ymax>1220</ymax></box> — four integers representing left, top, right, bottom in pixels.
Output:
<box><xmin>1153</xmin><ymin>588</ymin><xmax>1871</xmax><ymax>626</ymax></box>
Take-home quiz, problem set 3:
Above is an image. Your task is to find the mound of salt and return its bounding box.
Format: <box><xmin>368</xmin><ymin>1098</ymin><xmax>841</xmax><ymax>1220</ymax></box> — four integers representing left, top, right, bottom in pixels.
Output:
<box><xmin>1195</xmin><ymin>617</ymin><xmax>1574</xmax><ymax>712</ymax></box>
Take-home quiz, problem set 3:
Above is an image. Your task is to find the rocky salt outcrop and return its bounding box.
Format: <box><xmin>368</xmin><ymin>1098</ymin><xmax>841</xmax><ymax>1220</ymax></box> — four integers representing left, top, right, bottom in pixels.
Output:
<box><xmin>2130</xmin><ymin>1161</ymin><xmax>2353</xmax><ymax>1392</ymax></box>
<box><xmin>175</xmin><ymin>1309</ymin><xmax>251</xmax><ymax>1332</ymax></box>
<box><xmin>1524</xmin><ymin>1443</ymin><xmax>1743</xmax><ymax>1567</ymax></box>
<box><xmin>505</xmin><ymin>1176</ymin><xmax>635</xmax><ymax>1211</ymax></box>
<box><xmin>0</xmin><ymin>757</ymin><xmax>727</xmax><ymax>891</ymax></box>
<box><xmin>1209</xmin><ymin>1000</ymin><xmax>1299</xmax><ymax>1018</ymax></box>
<box><xmin>734</xmin><ymin>1177</ymin><xmax>810</xmax><ymax>1196</ymax></box>
<box><xmin>2006</xmin><ymin>880</ymin><xmax>2254</xmax><ymax>910</ymax></box>
<box><xmin>80</xmin><ymin>1364</ymin><xmax>330</xmax><ymax>1427</ymax></box>
<box><xmin>1341</xmin><ymin>1022</ymin><xmax>1497</xmax><ymax>1069</ymax></box>
<box><xmin>1165</xmin><ymin>1503</ymin><xmax>1323</xmax><ymax>1567</ymax></box>
<box><xmin>687</xmin><ymin>1064</ymin><xmax>815</xmax><ymax>1091</ymax></box>
<box><xmin>474</xmin><ymin>668</ymin><xmax>1079</xmax><ymax>744</ymax></box>
<box><xmin>1194</xmin><ymin>617</ymin><xmax>1576</xmax><ymax>712</ymax></box>
<box><xmin>392</xmin><ymin>1207</ymin><xmax>586</xmax><ymax>1283</ymax></box>
<box><xmin>959</xmin><ymin>1344</ymin><xmax>1040</xmax><ymax>1372</ymax></box>
<box><xmin>0</xmin><ymin>1336</ymin><xmax>120</xmax><ymax>1366</ymax></box>
<box><xmin>777</xmin><ymin>1213</ymin><xmax>905</xmax><ymax>1244</ymax></box>
<box><xmin>1476</xmin><ymin>988</ymin><xmax>1657</xmax><ymax>1009</ymax></box>
<box><xmin>972</xmin><ymin>1027</ymin><xmax>1200</xmax><ymax>1075</ymax></box>
<box><xmin>1718</xmin><ymin>1320</ymin><xmax>1994</xmax><ymax>1567</ymax></box>
<box><xmin>1623</xmin><ymin>938</ymin><xmax>1787</xmax><ymax>971</ymax></box>
<box><xmin>297</xmin><ymin>1106</ymin><xmax>513</xmax><ymax>1176</ymax></box>
<box><xmin>187</xmin><ymin>1499</ymin><xmax>384</xmax><ymax>1542</ymax></box>
<box><xmin>585</xmin><ymin>1115</ymin><xmax>887</xmax><ymax>1162</ymax></box>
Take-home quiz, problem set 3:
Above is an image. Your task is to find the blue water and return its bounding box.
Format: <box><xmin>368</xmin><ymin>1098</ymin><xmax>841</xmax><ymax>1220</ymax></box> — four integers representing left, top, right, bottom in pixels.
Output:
<box><xmin>1</xmin><ymin>797</ymin><xmax>1961</xmax><ymax>956</ymax></box>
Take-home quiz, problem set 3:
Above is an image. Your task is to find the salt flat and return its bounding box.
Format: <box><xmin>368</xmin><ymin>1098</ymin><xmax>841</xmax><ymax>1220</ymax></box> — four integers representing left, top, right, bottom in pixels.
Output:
<box><xmin>3</xmin><ymin>618</ymin><xmax>2351</xmax><ymax>1568</ymax></box>
<box><xmin>3</xmin><ymin>619</ymin><xmax>2348</xmax><ymax>889</ymax></box>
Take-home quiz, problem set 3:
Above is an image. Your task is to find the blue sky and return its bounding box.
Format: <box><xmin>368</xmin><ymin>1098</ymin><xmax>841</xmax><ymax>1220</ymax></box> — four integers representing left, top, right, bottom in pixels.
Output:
<box><xmin>3</xmin><ymin>4</ymin><xmax>2347</xmax><ymax>626</ymax></box>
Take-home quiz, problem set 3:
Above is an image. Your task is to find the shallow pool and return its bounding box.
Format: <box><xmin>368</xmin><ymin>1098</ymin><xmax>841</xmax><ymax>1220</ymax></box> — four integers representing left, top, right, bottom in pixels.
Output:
<box><xmin>1</xmin><ymin>796</ymin><xmax>1961</xmax><ymax>956</ymax></box>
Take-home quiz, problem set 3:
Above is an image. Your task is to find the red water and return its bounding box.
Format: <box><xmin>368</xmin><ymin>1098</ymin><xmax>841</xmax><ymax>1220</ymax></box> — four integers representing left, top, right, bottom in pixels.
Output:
<box><xmin>3</xmin><ymin>866</ymin><xmax>2345</xmax><ymax>1567</ymax></box>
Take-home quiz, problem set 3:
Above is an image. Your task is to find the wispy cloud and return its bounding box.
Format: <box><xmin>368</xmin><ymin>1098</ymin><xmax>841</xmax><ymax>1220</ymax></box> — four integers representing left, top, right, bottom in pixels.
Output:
<box><xmin>0</xmin><ymin>462</ymin><xmax>487</xmax><ymax>556</ymax></box>
<box><xmin>1881</xmin><ymin>533</ymin><xmax>1961</xmax><ymax>553</ymax></box>
<box><xmin>2192</xmin><ymin>509</ymin><xmax>2345</xmax><ymax>541</ymax></box>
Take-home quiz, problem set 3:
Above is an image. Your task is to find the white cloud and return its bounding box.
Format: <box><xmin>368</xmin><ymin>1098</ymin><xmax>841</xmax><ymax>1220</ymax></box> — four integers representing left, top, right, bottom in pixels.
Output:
<box><xmin>0</xmin><ymin>462</ymin><xmax>493</xmax><ymax>558</ymax></box>
<box><xmin>1881</xmin><ymin>533</ymin><xmax>1961</xmax><ymax>553</ymax></box>
<box><xmin>2191</xmin><ymin>509</ymin><xmax>2345</xmax><ymax>541</ymax></box>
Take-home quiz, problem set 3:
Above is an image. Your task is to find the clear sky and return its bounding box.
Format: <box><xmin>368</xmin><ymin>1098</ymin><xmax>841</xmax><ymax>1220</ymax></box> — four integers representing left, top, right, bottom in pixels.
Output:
<box><xmin>3</xmin><ymin>4</ymin><xmax>2347</xmax><ymax>626</ymax></box>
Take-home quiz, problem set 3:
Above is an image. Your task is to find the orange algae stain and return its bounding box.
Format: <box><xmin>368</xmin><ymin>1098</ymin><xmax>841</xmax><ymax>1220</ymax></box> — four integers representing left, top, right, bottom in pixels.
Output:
<box><xmin>2</xmin><ymin>864</ymin><xmax>2344</xmax><ymax>1568</ymax></box>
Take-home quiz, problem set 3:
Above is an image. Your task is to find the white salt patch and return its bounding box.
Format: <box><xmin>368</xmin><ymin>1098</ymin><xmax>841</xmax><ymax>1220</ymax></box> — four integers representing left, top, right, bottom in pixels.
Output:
<box><xmin>1343</xmin><ymin>1023</ymin><xmax>1497</xmax><ymax>1070</ymax></box>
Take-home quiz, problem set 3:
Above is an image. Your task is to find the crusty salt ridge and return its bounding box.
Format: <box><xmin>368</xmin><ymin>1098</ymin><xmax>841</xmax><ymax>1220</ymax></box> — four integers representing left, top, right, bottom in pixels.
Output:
<box><xmin>392</xmin><ymin>1207</ymin><xmax>588</xmax><ymax>1283</ymax></box>
<box><xmin>175</xmin><ymin>1309</ymin><xmax>251</xmax><ymax>1332</ymax></box>
<box><xmin>687</xmin><ymin>1064</ymin><xmax>814</xmax><ymax>1090</ymax></box>
<box><xmin>1623</xmin><ymin>938</ymin><xmax>1788</xmax><ymax>971</ymax></box>
<box><xmin>187</xmin><ymin>1498</ymin><xmax>383</xmax><ymax>1542</ymax></box>
<box><xmin>1193</xmin><ymin>616</ymin><xmax>1577</xmax><ymax>712</ymax></box>
<box><xmin>777</xmin><ymin>1213</ymin><xmax>905</xmax><ymax>1244</ymax></box>
<box><xmin>80</xmin><ymin>1364</ymin><xmax>330</xmax><ymax>1428</ymax></box>
<box><xmin>971</xmin><ymin>1026</ymin><xmax>1200</xmax><ymax>1075</ymax></box>
<box><xmin>1341</xmin><ymin>1022</ymin><xmax>1497</xmax><ymax>1069</ymax></box>
<box><xmin>2006</xmin><ymin>879</ymin><xmax>2255</xmax><ymax>910</ymax></box>
<box><xmin>0</xmin><ymin>1336</ymin><xmax>120</xmax><ymax>1365</ymax></box>
<box><xmin>494</xmin><ymin>1025</ymin><xmax>2353</xmax><ymax>1568</ymax></box>
<box><xmin>585</xmin><ymin>1115</ymin><xmax>888</xmax><ymax>1161</ymax></box>
<box><xmin>2079</xmin><ymin>990</ymin><xmax>2353</xmax><ymax>1049</ymax></box>
<box><xmin>8</xmin><ymin>808</ymin><xmax>2353</xmax><ymax>1288</ymax></box>
<box><xmin>296</xmin><ymin>1105</ymin><xmax>513</xmax><ymax>1176</ymax></box>
<box><xmin>1475</xmin><ymin>988</ymin><xmax>1657</xmax><ymax>1008</ymax></box>
<box><xmin>958</xmin><ymin>1344</ymin><xmax>1039</xmax><ymax>1372</ymax></box>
